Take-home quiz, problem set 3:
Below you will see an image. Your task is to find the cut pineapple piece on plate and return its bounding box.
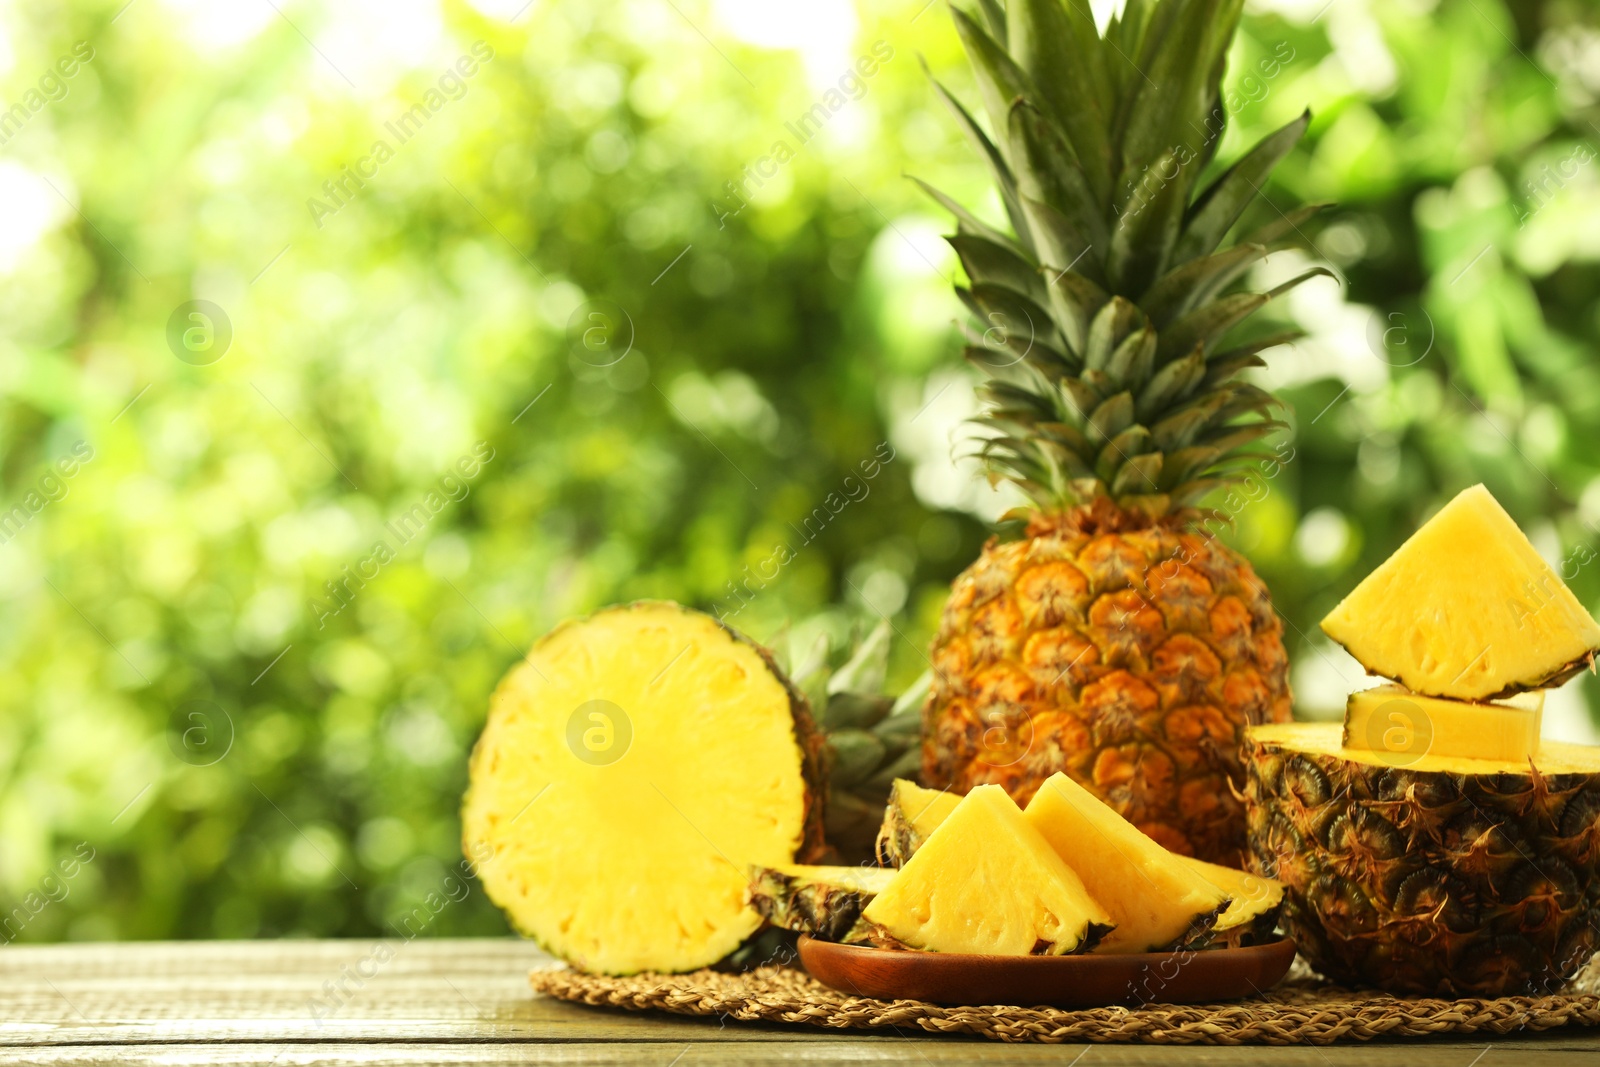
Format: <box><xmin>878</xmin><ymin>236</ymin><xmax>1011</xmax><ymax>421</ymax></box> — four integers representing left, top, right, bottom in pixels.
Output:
<box><xmin>1320</xmin><ymin>484</ymin><xmax>1600</xmax><ymax>700</ymax></box>
<box><xmin>1343</xmin><ymin>683</ymin><xmax>1543</xmax><ymax>764</ymax></box>
<box><xmin>462</xmin><ymin>602</ymin><xmax>824</xmax><ymax>975</ymax></box>
<box><xmin>861</xmin><ymin>785</ymin><xmax>1113</xmax><ymax>955</ymax></box>
<box><xmin>1174</xmin><ymin>855</ymin><xmax>1285</xmax><ymax>947</ymax></box>
<box><xmin>747</xmin><ymin>864</ymin><xmax>895</xmax><ymax>943</ymax></box>
<box><xmin>1024</xmin><ymin>773</ymin><xmax>1230</xmax><ymax>953</ymax></box>
<box><xmin>874</xmin><ymin>778</ymin><xmax>959</xmax><ymax>867</ymax></box>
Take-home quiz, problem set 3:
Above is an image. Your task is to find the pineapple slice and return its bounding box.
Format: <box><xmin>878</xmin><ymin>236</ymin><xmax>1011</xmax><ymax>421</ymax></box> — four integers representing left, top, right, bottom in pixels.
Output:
<box><xmin>1024</xmin><ymin>773</ymin><xmax>1230</xmax><ymax>953</ymax></box>
<box><xmin>861</xmin><ymin>785</ymin><xmax>1113</xmax><ymax>955</ymax></box>
<box><xmin>1343</xmin><ymin>684</ymin><xmax>1544</xmax><ymax>764</ymax></box>
<box><xmin>1321</xmin><ymin>484</ymin><xmax>1600</xmax><ymax>700</ymax></box>
<box><xmin>462</xmin><ymin>602</ymin><xmax>824</xmax><ymax>975</ymax></box>
<box><xmin>746</xmin><ymin>864</ymin><xmax>894</xmax><ymax>943</ymax></box>
<box><xmin>873</xmin><ymin>778</ymin><xmax>960</xmax><ymax>867</ymax></box>
<box><xmin>1175</xmin><ymin>855</ymin><xmax>1285</xmax><ymax>948</ymax></box>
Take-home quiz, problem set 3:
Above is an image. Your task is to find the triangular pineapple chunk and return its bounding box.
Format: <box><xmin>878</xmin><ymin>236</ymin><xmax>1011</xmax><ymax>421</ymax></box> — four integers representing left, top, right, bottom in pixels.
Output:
<box><xmin>1343</xmin><ymin>684</ymin><xmax>1543</xmax><ymax>764</ymax></box>
<box><xmin>861</xmin><ymin>785</ymin><xmax>1113</xmax><ymax>955</ymax></box>
<box><xmin>746</xmin><ymin>864</ymin><xmax>895</xmax><ymax>943</ymax></box>
<box><xmin>1024</xmin><ymin>773</ymin><xmax>1229</xmax><ymax>953</ymax></box>
<box><xmin>1321</xmin><ymin>484</ymin><xmax>1600</xmax><ymax>700</ymax></box>
<box><xmin>874</xmin><ymin>778</ymin><xmax>960</xmax><ymax>867</ymax></box>
<box><xmin>1175</xmin><ymin>855</ymin><xmax>1284</xmax><ymax>944</ymax></box>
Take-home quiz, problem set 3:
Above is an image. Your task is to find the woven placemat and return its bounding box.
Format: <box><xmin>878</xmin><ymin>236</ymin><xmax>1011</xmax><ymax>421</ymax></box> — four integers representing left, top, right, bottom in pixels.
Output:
<box><xmin>531</xmin><ymin>956</ymin><xmax>1600</xmax><ymax>1045</ymax></box>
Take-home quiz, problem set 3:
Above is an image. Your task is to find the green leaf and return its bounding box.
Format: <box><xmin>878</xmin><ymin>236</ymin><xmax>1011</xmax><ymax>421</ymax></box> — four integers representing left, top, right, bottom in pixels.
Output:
<box><xmin>827</xmin><ymin>618</ymin><xmax>892</xmax><ymax>697</ymax></box>
<box><xmin>1008</xmin><ymin>0</ymin><xmax>1113</xmax><ymax>206</ymax></box>
<box><xmin>1020</xmin><ymin>196</ymin><xmax>1098</xmax><ymax>284</ymax></box>
<box><xmin>1156</xmin><ymin>291</ymin><xmax>1267</xmax><ymax>363</ymax></box>
<box><xmin>1107</xmin><ymin>148</ymin><xmax>1190</xmax><ymax>295</ymax></box>
<box><xmin>910</xmin><ymin>176</ymin><xmax>1019</xmax><ymax>253</ymax></box>
<box><xmin>1085</xmin><ymin>297</ymin><xmax>1141</xmax><ymax>371</ymax></box>
<box><xmin>975</xmin><ymin>0</ymin><xmax>1007</xmax><ymax>40</ymax></box>
<box><xmin>968</xmin><ymin>282</ymin><xmax>1064</xmax><ymax>357</ymax></box>
<box><xmin>1203</xmin><ymin>331</ymin><xmax>1303</xmax><ymax>386</ymax></box>
<box><xmin>1088</xmin><ymin>391</ymin><xmax>1135</xmax><ymax>439</ymax></box>
<box><xmin>950</xmin><ymin>234</ymin><xmax>1047</xmax><ymax>307</ymax></box>
<box><xmin>950</xmin><ymin>8</ymin><xmax>1037</xmax><ymax>163</ymax></box>
<box><xmin>1175</xmin><ymin>110</ymin><xmax>1311</xmax><ymax>264</ymax></box>
<box><xmin>1042</xmin><ymin>268</ymin><xmax>1111</xmax><ymax>360</ymax></box>
<box><xmin>1116</xmin><ymin>0</ymin><xmax>1245</xmax><ymax>208</ymax></box>
<box><xmin>1111</xmin><ymin>451</ymin><xmax>1164</xmax><ymax>496</ymax></box>
<box><xmin>1239</xmin><ymin>202</ymin><xmax>1330</xmax><ymax>249</ymax></box>
<box><xmin>1137</xmin><ymin>346</ymin><xmax>1204</xmax><ymax>418</ymax></box>
<box><xmin>1141</xmin><ymin>243</ymin><xmax>1267</xmax><ymax>327</ymax></box>
<box><xmin>1095</xmin><ymin>424</ymin><xmax>1152</xmax><ymax>481</ymax></box>
<box><xmin>1105</xmin><ymin>326</ymin><xmax>1157</xmax><ymax>386</ymax></box>
<box><xmin>928</xmin><ymin>69</ymin><xmax>1034</xmax><ymax>256</ymax></box>
<box><xmin>1150</xmin><ymin>393</ymin><xmax>1230</xmax><ymax>450</ymax></box>
<box><xmin>1008</xmin><ymin>101</ymin><xmax>1106</xmax><ymax>262</ymax></box>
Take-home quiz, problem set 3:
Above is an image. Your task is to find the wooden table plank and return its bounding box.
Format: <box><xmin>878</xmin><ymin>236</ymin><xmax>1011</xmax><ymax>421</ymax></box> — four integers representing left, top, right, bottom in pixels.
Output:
<box><xmin>11</xmin><ymin>1040</ymin><xmax>1600</xmax><ymax>1066</ymax></box>
<box><xmin>2</xmin><ymin>940</ymin><xmax>1598</xmax><ymax>1063</ymax></box>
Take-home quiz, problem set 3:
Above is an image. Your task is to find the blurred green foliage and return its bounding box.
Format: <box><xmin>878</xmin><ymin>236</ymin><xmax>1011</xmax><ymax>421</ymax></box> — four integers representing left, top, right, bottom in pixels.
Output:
<box><xmin>3</xmin><ymin>0</ymin><xmax>1600</xmax><ymax>941</ymax></box>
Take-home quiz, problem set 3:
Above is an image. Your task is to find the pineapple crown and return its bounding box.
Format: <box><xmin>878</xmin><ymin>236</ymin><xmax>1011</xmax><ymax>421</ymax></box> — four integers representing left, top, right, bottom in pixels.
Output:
<box><xmin>926</xmin><ymin>0</ymin><xmax>1332</xmax><ymax>519</ymax></box>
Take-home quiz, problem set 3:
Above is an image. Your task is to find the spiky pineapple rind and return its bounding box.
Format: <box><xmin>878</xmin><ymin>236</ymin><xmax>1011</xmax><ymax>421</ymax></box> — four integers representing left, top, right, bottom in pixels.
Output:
<box><xmin>746</xmin><ymin>865</ymin><xmax>886</xmax><ymax>944</ymax></box>
<box><xmin>1243</xmin><ymin>723</ymin><xmax>1600</xmax><ymax>996</ymax></box>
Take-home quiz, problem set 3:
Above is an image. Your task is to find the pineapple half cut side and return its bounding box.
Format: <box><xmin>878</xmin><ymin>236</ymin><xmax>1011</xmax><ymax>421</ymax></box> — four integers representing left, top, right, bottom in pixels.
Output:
<box><xmin>1343</xmin><ymin>684</ymin><xmax>1544</xmax><ymax>764</ymax></box>
<box><xmin>462</xmin><ymin>602</ymin><xmax>824</xmax><ymax>975</ymax></box>
<box><xmin>1321</xmin><ymin>484</ymin><xmax>1600</xmax><ymax>701</ymax></box>
<box><xmin>861</xmin><ymin>785</ymin><xmax>1114</xmax><ymax>955</ymax></box>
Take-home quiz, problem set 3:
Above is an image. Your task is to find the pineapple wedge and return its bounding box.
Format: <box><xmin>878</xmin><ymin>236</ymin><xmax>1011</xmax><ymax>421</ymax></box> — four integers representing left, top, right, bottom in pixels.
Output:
<box><xmin>1321</xmin><ymin>484</ymin><xmax>1600</xmax><ymax>700</ymax></box>
<box><xmin>746</xmin><ymin>864</ymin><xmax>894</xmax><ymax>944</ymax></box>
<box><xmin>873</xmin><ymin>778</ymin><xmax>959</xmax><ymax>867</ymax></box>
<box><xmin>1174</xmin><ymin>855</ymin><xmax>1285</xmax><ymax>948</ymax></box>
<box><xmin>1343</xmin><ymin>684</ymin><xmax>1544</xmax><ymax>764</ymax></box>
<box><xmin>861</xmin><ymin>785</ymin><xmax>1113</xmax><ymax>955</ymax></box>
<box><xmin>1024</xmin><ymin>773</ymin><xmax>1230</xmax><ymax>953</ymax></box>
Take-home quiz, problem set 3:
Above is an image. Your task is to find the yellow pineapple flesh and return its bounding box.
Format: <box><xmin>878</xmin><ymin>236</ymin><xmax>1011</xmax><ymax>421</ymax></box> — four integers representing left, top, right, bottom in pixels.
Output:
<box><xmin>873</xmin><ymin>778</ymin><xmax>960</xmax><ymax>866</ymax></box>
<box><xmin>1321</xmin><ymin>484</ymin><xmax>1600</xmax><ymax>700</ymax></box>
<box><xmin>1342</xmin><ymin>683</ymin><xmax>1544</xmax><ymax>764</ymax></box>
<box><xmin>1024</xmin><ymin>772</ymin><xmax>1229</xmax><ymax>952</ymax></box>
<box><xmin>462</xmin><ymin>602</ymin><xmax>824</xmax><ymax>975</ymax></box>
<box><xmin>861</xmin><ymin>785</ymin><xmax>1113</xmax><ymax>955</ymax></box>
<box><xmin>1175</xmin><ymin>854</ymin><xmax>1284</xmax><ymax>944</ymax></box>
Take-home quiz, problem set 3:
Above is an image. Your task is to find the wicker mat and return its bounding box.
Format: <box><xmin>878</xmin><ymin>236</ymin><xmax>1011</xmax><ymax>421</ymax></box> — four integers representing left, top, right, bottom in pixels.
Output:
<box><xmin>531</xmin><ymin>957</ymin><xmax>1600</xmax><ymax>1045</ymax></box>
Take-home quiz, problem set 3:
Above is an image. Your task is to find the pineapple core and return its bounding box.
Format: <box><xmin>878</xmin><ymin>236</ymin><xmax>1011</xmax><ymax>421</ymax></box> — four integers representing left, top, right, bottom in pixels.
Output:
<box><xmin>1321</xmin><ymin>484</ymin><xmax>1600</xmax><ymax>700</ymax></box>
<box><xmin>1342</xmin><ymin>684</ymin><xmax>1543</xmax><ymax>764</ymax></box>
<box><xmin>1024</xmin><ymin>773</ymin><xmax>1230</xmax><ymax>952</ymax></box>
<box><xmin>862</xmin><ymin>785</ymin><xmax>1112</xmax><ymax>955</ymax></box>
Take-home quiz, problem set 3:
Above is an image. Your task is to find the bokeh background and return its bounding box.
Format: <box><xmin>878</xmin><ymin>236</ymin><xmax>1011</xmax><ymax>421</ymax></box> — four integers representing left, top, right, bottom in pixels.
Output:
<box><xmin>4</xmin><ymin>0</ymin><xmax>1600</xmax><ymax>941</ymax></box>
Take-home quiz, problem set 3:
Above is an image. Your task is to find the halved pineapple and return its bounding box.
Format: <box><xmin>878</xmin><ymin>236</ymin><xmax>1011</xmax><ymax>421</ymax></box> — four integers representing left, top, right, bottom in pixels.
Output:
<box><xmin>1024</xmin><ymin>773</ymin><xmax>1230</xmax><ymax>953</ymax></box>
<box><xmin>861</xmin><ymin>785</ymin><xmax>1113</xmax><ymax>955</ymax></box>
<box><xmin>462</xmin><ymin>602</ymin><xmax>824</xmax><ymax>974</ymax></box>
<box><xmin>1321</xmin><ymin>484</ymin><xmax>1600</xmax><ymax>700</ymax></box>
<box><xmin>1175</xmin><ymin>855</ymin><xmax>1285</xmax><ymax>948</ymax></box>
<box><xmin>1343</xmin><ymin>683</ymin><xmax>1544</xmax><ymax>764</ymax></box>
<box><xmin>873</xmin><ymin>778</ymin><xmax>959</xmax><ymax>867</ymax></box>
<box><xmin>747</xmin><ymin>864</ymin><xmax>895</xmax><ymax>944</ymax></box>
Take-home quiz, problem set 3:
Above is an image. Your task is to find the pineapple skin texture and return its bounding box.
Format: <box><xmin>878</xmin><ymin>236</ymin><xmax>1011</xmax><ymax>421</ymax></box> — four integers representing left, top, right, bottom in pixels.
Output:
<box><xmin>1244</xmin><ymin>729</ymin><xmax>1600</xmax><ymax>996</ymax></box>
<box><xmin>923</xmin><ymin>505</ymin><xmax>1292</xmax><ymax>867</ymax></box>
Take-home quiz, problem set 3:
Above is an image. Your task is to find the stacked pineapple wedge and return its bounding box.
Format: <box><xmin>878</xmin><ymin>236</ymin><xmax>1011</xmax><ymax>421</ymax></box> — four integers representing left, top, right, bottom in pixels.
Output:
<box><xmin>750</xmin><ymin>774</ymin><xmax>1284</xmax><ymax>956</ymax></box>
<box><xmin>1244</xmin><ymin>484</ymin><xmax>1600</xmax><ymax>996</ymax></box>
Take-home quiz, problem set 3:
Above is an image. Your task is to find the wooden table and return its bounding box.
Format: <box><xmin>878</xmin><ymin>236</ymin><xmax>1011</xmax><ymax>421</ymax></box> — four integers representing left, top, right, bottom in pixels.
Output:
<box><xmin>3</xmin><ymin>939</ymin><xmax>1599</xmax><ymax>1064</ymax></box>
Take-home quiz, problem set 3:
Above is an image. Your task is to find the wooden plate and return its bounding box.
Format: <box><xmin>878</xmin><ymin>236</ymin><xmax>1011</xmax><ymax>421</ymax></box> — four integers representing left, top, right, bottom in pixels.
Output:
<box><xmin>798</xmin><ymin>935</ymin><xmax>1297</xmax><ymax>1009</ymax></box>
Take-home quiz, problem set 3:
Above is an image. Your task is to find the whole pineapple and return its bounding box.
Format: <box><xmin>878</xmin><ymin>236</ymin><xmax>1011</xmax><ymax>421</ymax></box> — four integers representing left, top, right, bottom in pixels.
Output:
<box><xmin>920</xmin><ymin>0</ymin><xmax>1324</xmax><ymax>865</ymax></box>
